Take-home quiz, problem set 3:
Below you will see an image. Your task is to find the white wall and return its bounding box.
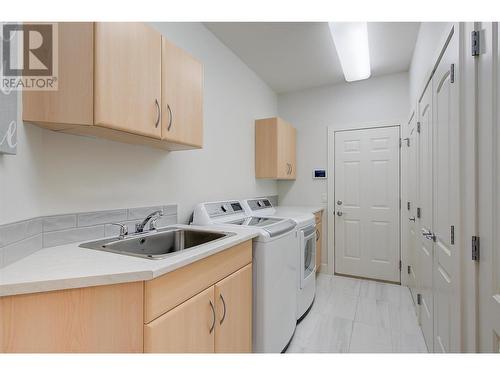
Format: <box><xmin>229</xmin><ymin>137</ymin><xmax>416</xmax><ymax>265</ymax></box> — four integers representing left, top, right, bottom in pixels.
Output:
<box><xmin>277</xmin><ymin>72</ymin><xmax>410</xmax><ymax>208</ymax></box>
<box><xmin>0</xmin><ymin>22</ymin><xmax>278</xmax><ymax>225</ymax></box>
<box><xmin>409</xmin><ymin>22</ymin><xmax>452</xmax><ymax>105</ymax></box>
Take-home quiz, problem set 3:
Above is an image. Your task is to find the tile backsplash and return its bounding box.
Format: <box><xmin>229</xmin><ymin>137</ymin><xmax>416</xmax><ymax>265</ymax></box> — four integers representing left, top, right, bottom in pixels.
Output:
<box><xmin>0</xmin><ymin>204</ymin><xmax>177</xmax><ymax>269</ymax></box>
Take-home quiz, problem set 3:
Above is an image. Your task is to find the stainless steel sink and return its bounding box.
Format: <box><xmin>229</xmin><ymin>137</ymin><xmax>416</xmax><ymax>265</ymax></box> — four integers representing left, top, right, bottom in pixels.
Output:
<box><xmin>79</xmin><ymin>227</ymin><xmax>235</xmax><ymax>260</ymax></box>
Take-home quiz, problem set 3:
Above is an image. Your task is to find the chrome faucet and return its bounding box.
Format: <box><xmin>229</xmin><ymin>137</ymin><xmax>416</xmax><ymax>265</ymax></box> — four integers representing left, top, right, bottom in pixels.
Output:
<box><xmin>135</xmin><ymin>210</ymin><xmax>163</xmax><ymax>233</ymax></box>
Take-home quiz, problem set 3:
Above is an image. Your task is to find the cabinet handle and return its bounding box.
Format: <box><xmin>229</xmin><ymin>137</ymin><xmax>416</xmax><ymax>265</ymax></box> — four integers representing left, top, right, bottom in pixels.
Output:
<box><xmin>167</xmin><ymin>104</ymin><xmax>173</xmax><ymax>131</ymax></box>
<box><xmin>316</xmin><ymin>229</ymin><xmax>320</xmax><ymax>240</ymax></box>
<box><xmin>209</xmin><ymin>300</ymin><xmax>215</xmax><ymax>334</ymax></box>
<box><xmin>154</xmin><ymin>99</ymin><xmax>160</xmax><ymax>128</ymax></box>
<box><xmin>290</xmin><ymin>163</ymin><xmax>293</xmax><ymax>175</ymax></box>
<box><xmin>219</xmin><ymin>294</ymin><xmax>226</xmax><ymax>325</ymax></box>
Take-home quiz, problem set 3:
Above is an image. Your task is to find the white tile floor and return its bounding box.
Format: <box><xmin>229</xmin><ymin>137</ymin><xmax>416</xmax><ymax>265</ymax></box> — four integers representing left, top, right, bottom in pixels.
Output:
<box><xmin>286</xmin><ymin>274</ymin><xmax>428</xmax><ymax>353</ymax></box>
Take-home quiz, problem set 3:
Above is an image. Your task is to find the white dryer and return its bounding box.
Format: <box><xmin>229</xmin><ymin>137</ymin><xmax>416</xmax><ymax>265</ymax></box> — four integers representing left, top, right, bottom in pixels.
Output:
<box><xmin>192</xmin><ymin>200</ymin><xmax>297</xmax><ymax>353</ymax></box>
<box><xmin>242</xmin><ymin>198</ymin><xmax>316</xmax><ymax>321</ymax></box>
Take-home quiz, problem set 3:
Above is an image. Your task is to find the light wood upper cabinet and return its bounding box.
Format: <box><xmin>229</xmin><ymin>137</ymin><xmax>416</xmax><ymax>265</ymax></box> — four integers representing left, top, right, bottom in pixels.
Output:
<box><xmin>255</xmin><ymin>117</ymin><xmax>296</xmax><ymax>180</ymax></box>
<box><xmin>162</xmin><ymin>38</ymin><xmax>203</xmax><ymax>147</ymax></box>
<box><xmin>215</xmin><ymin>264</ymin><xmax>252</xmax><ymax>353</ymax></box>
<box><xmin>22</xmin><ymin>22</ymin><xmax>94</xmax><ymax>127</ymax></box>
<box><xmin>144</xmin><ymin>286</ymin><xmax>215</xmax><ymax>353</ymax></box>
<box><xmin>94</xmin><ymin>23</ymin><xmax>162</xmax><ymax>138</ymax></box>
<box><xmin>22</xmin><ymin>22</ymin><xmax>204</xmax><ymax>150</ymax></box>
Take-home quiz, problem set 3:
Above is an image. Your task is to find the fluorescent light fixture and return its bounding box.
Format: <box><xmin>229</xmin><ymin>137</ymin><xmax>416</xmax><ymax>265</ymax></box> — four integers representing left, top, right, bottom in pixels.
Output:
<box><xmin>328</xmin><ymin>22</ymin><xmax>371</xmax><ymax>82</ymax></box>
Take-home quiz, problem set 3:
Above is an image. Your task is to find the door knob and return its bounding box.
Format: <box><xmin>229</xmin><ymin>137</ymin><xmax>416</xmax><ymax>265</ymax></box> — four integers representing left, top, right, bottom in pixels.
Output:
<box><xmin>337</xmin><ymin>200</ymin><xmax>342</xmax><ymax>205</ymax></box>
<box><xmin>336</xmin><ymin>211</ymin><xmax>343</xmax><ymax>217</ymax></box>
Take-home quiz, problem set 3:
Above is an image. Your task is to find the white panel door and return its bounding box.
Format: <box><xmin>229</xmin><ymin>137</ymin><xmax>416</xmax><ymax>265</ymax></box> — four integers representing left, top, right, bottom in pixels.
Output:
<box><xmin>417</xmin><ymin>82</ymin><xmax>434</xmax><ymax>352</ymax></box>
<box><xmin>431</xmin><ymin>30</ymin><xmax>460</xmax><ymax>353</ymax></box>
<box><xmin>334</xmin><ymin>126</ymin><xmax>400</xmax><ymax>283</ymax></box>
<box><xmin>478</xmin><ymin>22</ymin><xmax>500</xmax><ymax>353</ymax></box>
<box><xmin>405</xmin><ymin>114</ymin><xmax>419</xmax><ymax>306</ymax></box>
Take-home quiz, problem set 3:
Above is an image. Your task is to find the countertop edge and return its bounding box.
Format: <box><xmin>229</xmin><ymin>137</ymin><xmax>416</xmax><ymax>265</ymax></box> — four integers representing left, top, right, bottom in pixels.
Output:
<box><xmin>0</xmin><ymin>229</ymin><xmax>259</xmax><ymax>298</ymax></box>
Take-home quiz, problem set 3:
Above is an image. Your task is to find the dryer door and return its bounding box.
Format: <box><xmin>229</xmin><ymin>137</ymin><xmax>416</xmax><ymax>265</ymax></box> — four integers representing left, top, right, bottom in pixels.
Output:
<box><xmin>300</xmin><ymin>225</ymin><xmax>316</xmax><ymax>288</ymax></box>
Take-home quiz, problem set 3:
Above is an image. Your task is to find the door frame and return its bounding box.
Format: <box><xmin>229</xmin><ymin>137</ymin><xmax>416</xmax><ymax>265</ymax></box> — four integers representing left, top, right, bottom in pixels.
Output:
<box><xmin>326</xmin><ymin>123</ymin><xmax>401</xmax><ymax>281</ymax></box>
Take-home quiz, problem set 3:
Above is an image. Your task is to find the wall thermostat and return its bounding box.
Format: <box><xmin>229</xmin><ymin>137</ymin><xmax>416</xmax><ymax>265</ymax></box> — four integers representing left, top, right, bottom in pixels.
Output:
<box><xmin>313</xmin><ymin>169</ymin><xmax>327</xmax><ymax>179</ymax></box>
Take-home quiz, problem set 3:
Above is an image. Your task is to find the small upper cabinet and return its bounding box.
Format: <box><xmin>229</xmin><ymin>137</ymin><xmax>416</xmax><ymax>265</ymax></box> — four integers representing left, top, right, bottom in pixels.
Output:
<box><xmin>162</xmin><ymin>38</ymin><xmax>203</xmax><ymax>148</ymax></box>
<box><xmin>255</xmin><ymin>117</ymin><xmax>296</xmax><ymax>180</ymax></box>
<box><xmin>22</xmin><ymin>22</ymin><xmax>204</xmax><ymax>150</ymax></box>
<box><xmin>94</xmin><ymin>23</ymin><xmax>162</xmax><ymax>138</ymax></box>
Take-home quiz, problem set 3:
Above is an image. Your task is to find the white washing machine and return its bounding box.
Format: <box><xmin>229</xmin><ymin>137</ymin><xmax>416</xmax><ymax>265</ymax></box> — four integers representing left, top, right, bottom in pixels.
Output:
<box><xmin>242</xmin><ymin>198</ymin><xmax>316</xmax><ymax>321</ymax></box>
<box><xmin>192</xmin><ymin>200</ymin><xmax>297</xmax><ymax>353</ymax></box>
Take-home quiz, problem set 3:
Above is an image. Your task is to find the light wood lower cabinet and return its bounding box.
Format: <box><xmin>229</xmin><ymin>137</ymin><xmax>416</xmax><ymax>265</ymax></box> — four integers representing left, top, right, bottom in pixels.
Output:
<box><xmin>144</xmin><ymin>286</ymin><xmax>215</xmax><ymax>353</ymax></box>
<box><xmin>215</xmin><ymin>264</ymin><xmax>252</xmax><ymax>353</ymax></box>
<box><xmin>0</xmin><ymin>240</ymin><xmax>252</xmax><ymax>353</ymax></box>
<box><xmin>0</xmin><ymin>282</ymin><xmax>144</xmax><ymax>353</ymax></box>
<box><xmin>144</xmin><ymin>263</ymin><xmax>253</xmax><ymax>353</ymax></box>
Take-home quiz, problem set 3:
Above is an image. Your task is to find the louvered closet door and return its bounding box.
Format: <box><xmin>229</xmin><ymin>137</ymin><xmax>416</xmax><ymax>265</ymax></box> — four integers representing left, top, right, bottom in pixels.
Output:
<box><xmin>334</xmin><ymin>126</ymin><xmax>400</xmax><ymax>282</ymax></box>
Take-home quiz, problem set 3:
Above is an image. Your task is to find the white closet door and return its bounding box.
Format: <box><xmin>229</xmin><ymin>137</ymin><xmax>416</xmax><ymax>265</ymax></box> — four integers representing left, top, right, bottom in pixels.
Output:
<box><xmin>478</xmin><ymin>22</ymin><xmax>500</xmax><ymax>353</ymax></box>
<box><xmin>417</xmin><ymin>82</ymin><xmax>434</xmax><ymax>352</ymax></box>
<box><xmin>334</xmin><ymin>126</ymin><xmax>400</xmax><ymax>282</ymax></box>
<box><xmin>406</xmin><ymin>114</ymin><xmax>419</xmax><ymax>307</ymax></box>
<box><xmin>432</xmin><ymin>30</ymin><xmax>460</xmax><ymax>353</ymax></box>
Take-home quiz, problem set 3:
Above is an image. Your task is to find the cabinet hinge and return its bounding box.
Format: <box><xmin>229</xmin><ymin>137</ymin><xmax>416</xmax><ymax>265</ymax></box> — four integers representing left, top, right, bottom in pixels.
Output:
<box><xmin>399</xmin><ymin>138</ymin><xmax>402</xmax><ymax>148</ymax></box>
<box><xmin>450</xmin><ymin>64</ymin><xmax>455</xmax><ymax>83</ymax></box>
<box><xmin>472</xmin><ymin>236</ymin><xmax>480</xmax><ymax>261</ymax></box>
<box><xmin>417</xmin><ymin>122</ymin><xmax>421</xmax><ymax>133</ymax></box>
<box><xmin>407</xmin><ymin>201</ymin><xmax>411</xmax><ymax>211</ymax></box>
<box><xmin>417</xmin><ymin>293</ymin><xmax>422</xmax><ymax>305</ymax></box>
<box><xmin>450</xmin><ymin>225</ymin><xmax>455</xmax><ymax>245</ymax></box>
<box><xmin>417</xmin><ymin>207</ymin><xmax>421</xmax><ymax>219</ymax></box>
<box><xmin>471</xmin><ymin>30</ymin><xmax>481</xmax><ymax>57</ymax></box>
<box><xmin>407</xmin><ymin>265</ymin><xmax>411</xmax><ymax>275</ymax></box>
<box><xmin>399</xmin><ymin>260</ymin><xmax>402</xmax><ymax>271</ymax></box>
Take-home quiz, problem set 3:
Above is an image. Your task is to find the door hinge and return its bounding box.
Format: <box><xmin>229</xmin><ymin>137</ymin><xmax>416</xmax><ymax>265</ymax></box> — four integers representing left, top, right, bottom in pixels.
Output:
<box><xmin>399</xmin><ymin>138</ymin><xmax>402</xmax><ymax>148</ymax></box>
<box><xmin>407</xmin><ymin>201</ymin><xmax>411</xmax><ymax>211</ymax></box>
<box><xmin>407</xmin><ymin>265</ymin><xmax>411</xmax><ymax>275</ymax></box>
<box><xmin>399</xmin><ymin>198</ymin><xmax>401</xmax><ymax>210</ymax></box>
<box><xmin>472</xmin><ymin>235</ymin><xmax>480</xmax><ymax>261</ymax></box>
<box><xmin>417</xmin><ymin>122</ymin><xmax>421</xmax><ymax>133</ymax></box>
<box><xmin>399</xmin><ymin>260</ymin><xmax>402</xmax><ymax>271</ymax></box>
<box><xmin>450</xmin><ymin>64</ymin><xmax>455</xmax><ymax>83</ymax></box>
<box><xmin>450</xmin><ymin>225</ymin><xmax>455</xmax><ymax>245</ymax></box>
<box><xmin>417</xmin><ymin>207</ymin><xmax>421</xmax><ymax>219</ymax></box>
<box><xmin>471</xmin><ymin>30</ymin><xmax>481</xmax><ymax>57</ymax></box>
<box><xmin>417</xmin><ymin>293</ymin><xmax>422</xmax><ymax>305</ymax></box>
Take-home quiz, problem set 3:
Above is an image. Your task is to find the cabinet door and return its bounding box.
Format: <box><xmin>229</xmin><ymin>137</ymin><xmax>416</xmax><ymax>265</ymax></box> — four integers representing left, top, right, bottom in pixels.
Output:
<box><xmin>94</xmin><ymin>23</ymin><xmax>162</xmax><ymax>138</ymax></box>
<box><xmin>277</xmin><ymin>119</ymin><xmax>296</xmax><ymax>179</ymax></box>
<box><xmin>23</xmin><ymin>23</ymin><xmax>94</xmax><ymax>126</ymax></box>
<box><xmin>315</xmin><ymin>222</ymin><xmax>322</xmax><ymax>272</ymax></box>
<box><xmin>214</xmin><ymin>264</ymin><xmax>252</xmax><ymax>353</ymax></box>
<box><xmin>162</xmin><ymin>38</ymin><xmax>203</xmax><ymax>147</ymax></box>
<box><xmin>144</xmin><ymin>286</ymin><xmax>215</xmax><ymax>353</ymax></box>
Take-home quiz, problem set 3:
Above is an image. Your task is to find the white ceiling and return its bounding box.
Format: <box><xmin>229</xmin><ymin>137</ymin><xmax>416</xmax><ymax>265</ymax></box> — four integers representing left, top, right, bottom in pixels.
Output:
<box><xmin>205</xmin><ymin>22</ymin><xmax>420</xmax><ymax>93</ymax></box>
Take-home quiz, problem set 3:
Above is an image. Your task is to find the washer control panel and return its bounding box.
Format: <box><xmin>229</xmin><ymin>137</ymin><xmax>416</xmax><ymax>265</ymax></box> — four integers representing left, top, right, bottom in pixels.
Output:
<box><xmin>206</xmin><ymin>201</ymin><xmax>244</xmax><ymax>218</ymax></box>
<box><xmin>247</xmin><ymin>199</ymin><xmax>272</xmax><ymax>211</ymax></box>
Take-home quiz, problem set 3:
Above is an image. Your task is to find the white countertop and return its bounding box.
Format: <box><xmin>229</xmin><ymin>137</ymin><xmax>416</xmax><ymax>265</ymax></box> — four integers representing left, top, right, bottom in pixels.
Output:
<box><xmin>0</xmin><ymin>224</ymin><xmax>259</xmax><ymax>297</ymax></box>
